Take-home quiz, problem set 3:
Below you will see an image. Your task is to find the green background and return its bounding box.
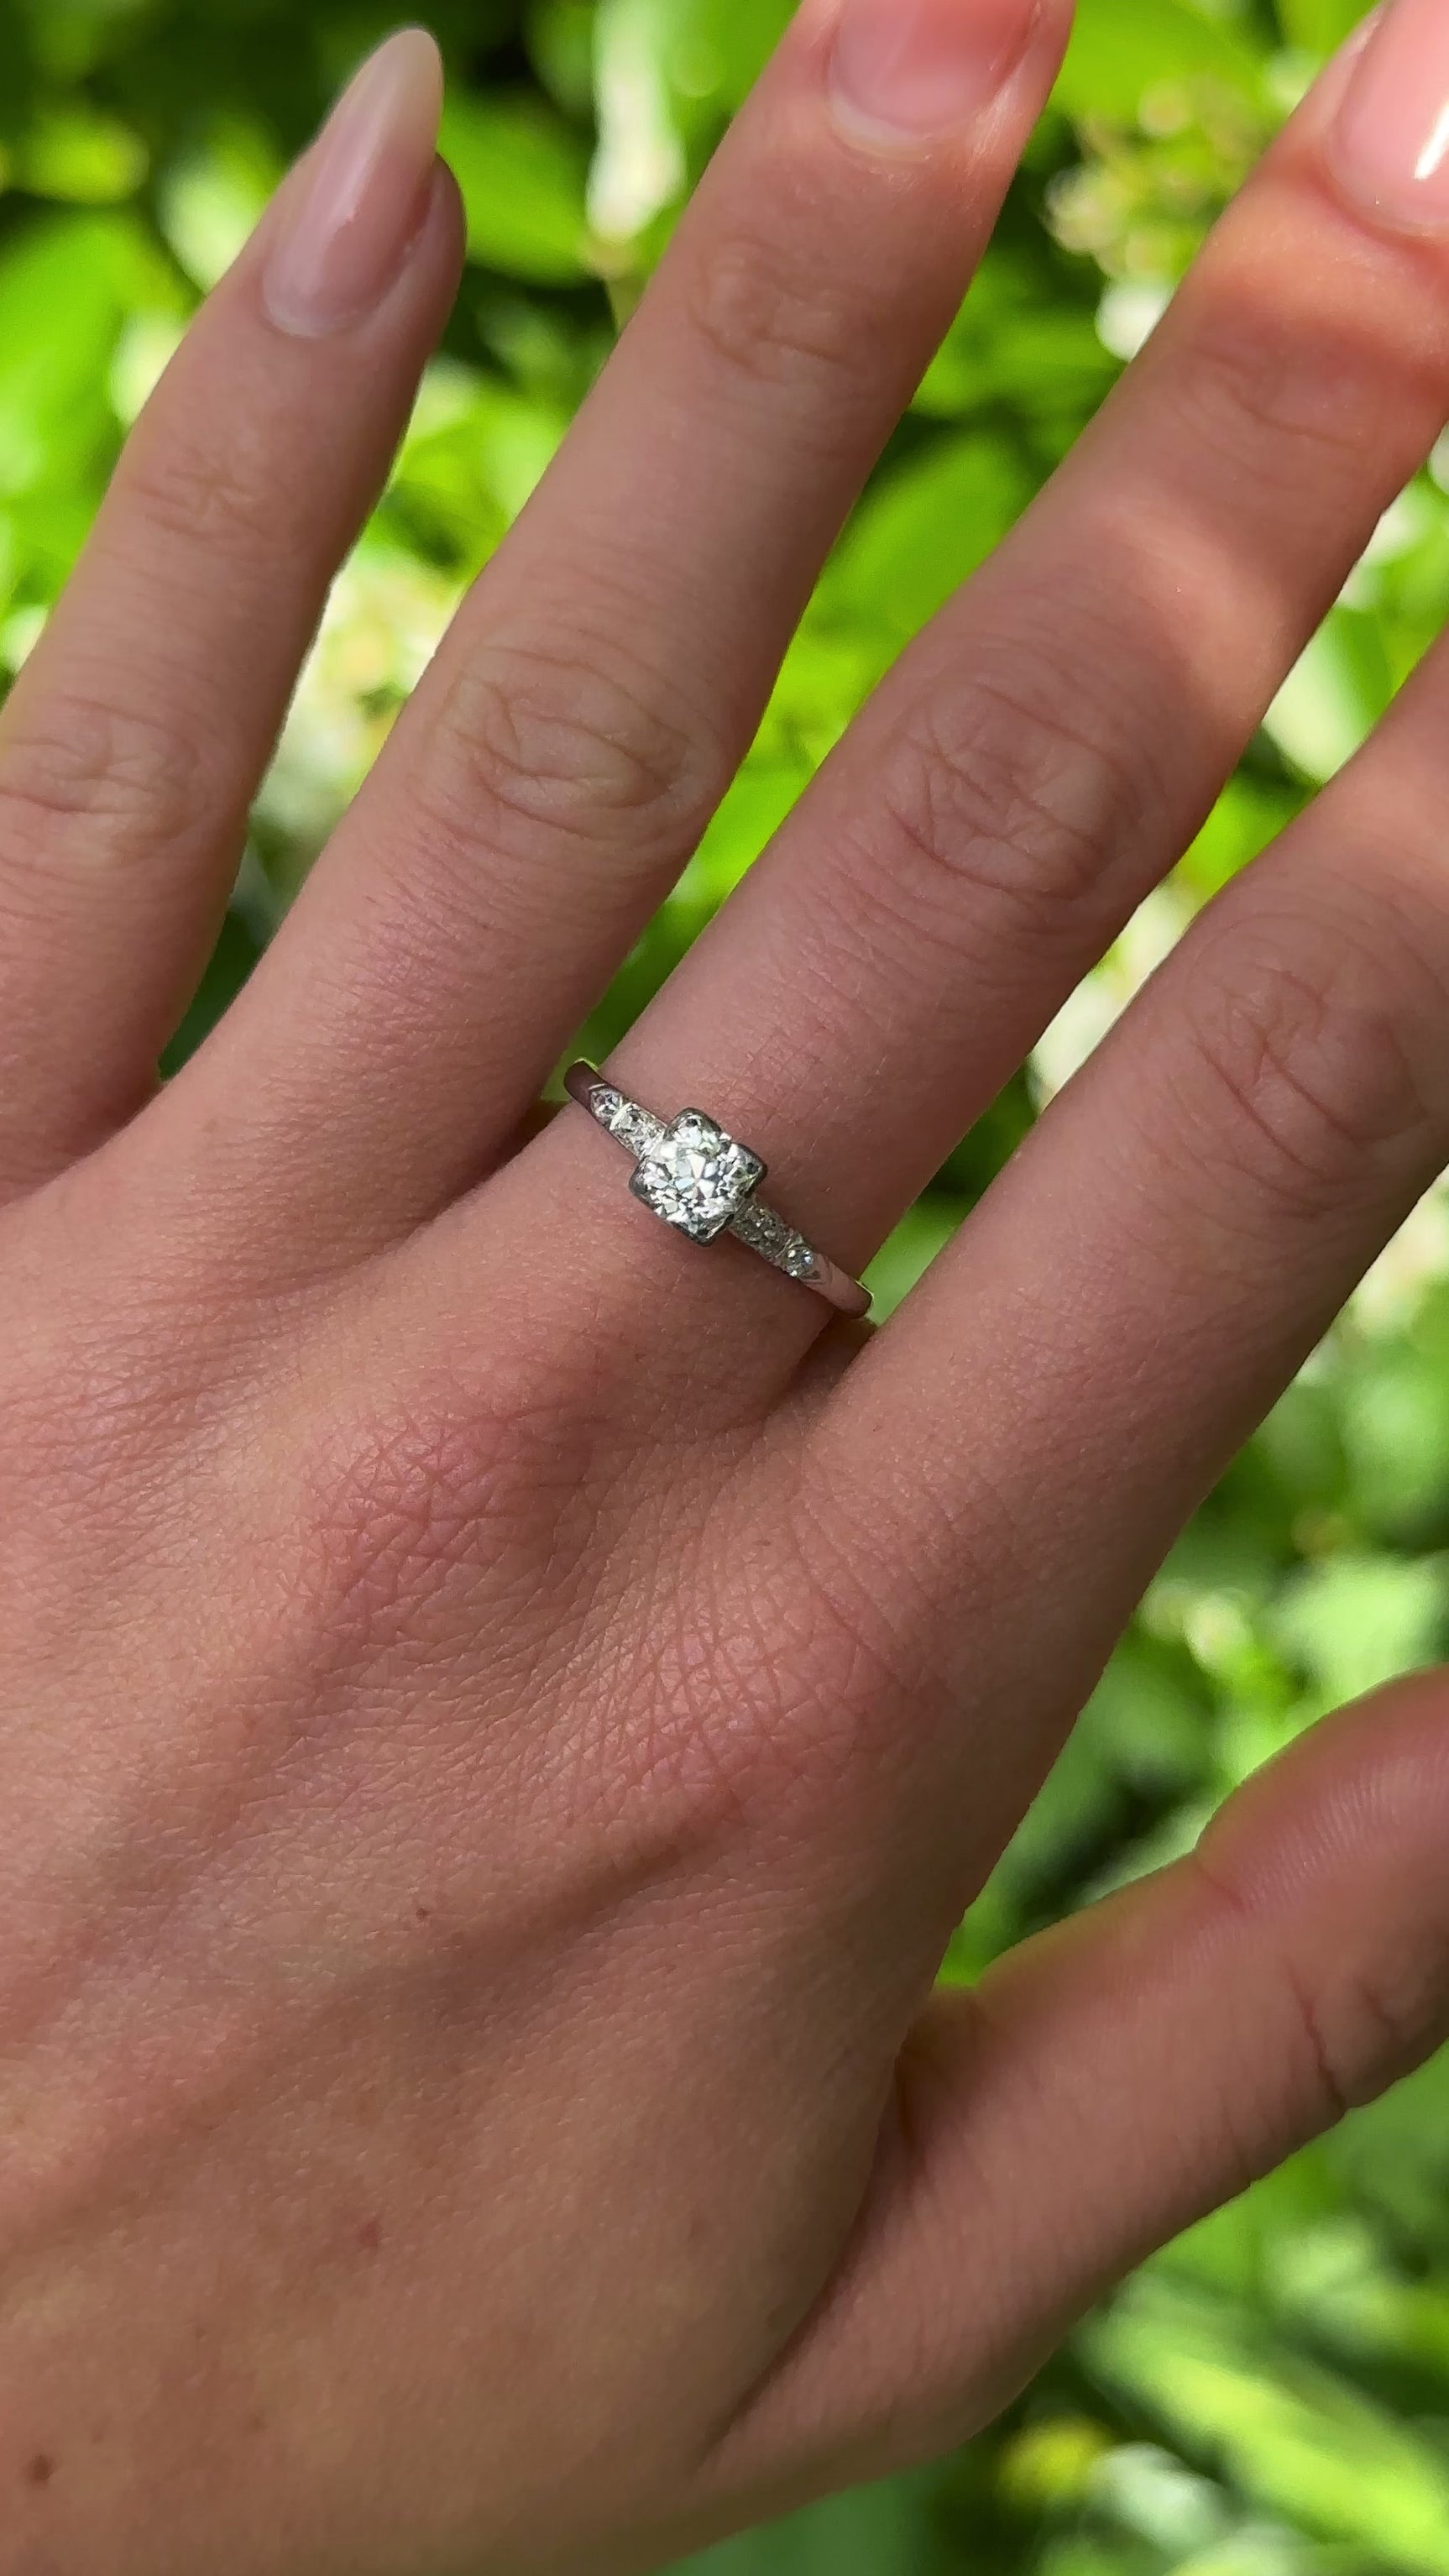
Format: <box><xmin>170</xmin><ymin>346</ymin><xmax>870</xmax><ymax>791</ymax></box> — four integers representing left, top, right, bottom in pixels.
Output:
<box><xmin>6</xmin><ymin>0</ymin><xmax>1449</xmax><ymax>2567</ymax></box>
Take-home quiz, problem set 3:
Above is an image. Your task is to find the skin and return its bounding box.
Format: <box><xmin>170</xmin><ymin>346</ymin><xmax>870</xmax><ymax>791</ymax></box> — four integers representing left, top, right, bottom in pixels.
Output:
<box><xmin>6</xmin><ymin>3</ymin><xmax>1449</xmax><ymax>2568</ymax></box>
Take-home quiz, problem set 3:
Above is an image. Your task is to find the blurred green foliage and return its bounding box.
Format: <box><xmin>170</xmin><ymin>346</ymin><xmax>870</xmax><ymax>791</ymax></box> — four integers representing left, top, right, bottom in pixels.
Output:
<box><xmin>4</xmin><ymin>0</ymin><xmax>1449</xmax><ymax>2567</ymax></box>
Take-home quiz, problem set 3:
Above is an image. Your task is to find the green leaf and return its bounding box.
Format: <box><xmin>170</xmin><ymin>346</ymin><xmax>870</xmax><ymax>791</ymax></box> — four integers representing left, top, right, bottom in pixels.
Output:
<box><xmin>1178</xmin><ymin>774</ymin><xmax>1300</xmax><ymax>899</ymax></box>
<box><xmin>661</xmin><ymin>0</ymin><xmax>793</xmax><ymax>113</ymax></box>
<box><xmin>388</xmin><ymin>369</ymin><xmax>568</xmax><ymax>573</ymax></box>
<box><xmin>439</xmin><ymin>92</ymin><xmax>591</xmax><ymax>283</ymax></box>
<box><xmin>1054</xmin><ymin>0</ymin><xmax>1264</xmax><ymax>120</ymax></box>
<box><xmin>827</xmin><ymin>433</ymin><xmax>1032</xmax><ymax>660</ymax></box>
<box><xmin>15</xmin><ymin>102</ymin><xmax>148</xmax><ymax>202</ymax></box>
<box><xmin>0</xmin><ymin>209</ymin><xmax>160</xmax><ymax>500</ymax></box>
<box><xmin>1091</xmin><ymin>2281</ymin><xmax>1449</xmax><ymax>2573</ymax></box>
<box><xmin>677</xmin><ymin>2468</ymin><xmax>959</xmax><ymax>2574</ymax></box>
<box><xmin>1262</xmin><ymin>608</ymin><xmax>1394</xmax><ymax>783</ymax></box>
<box><xmin>526</xmin><ymin>0</ymin><xmax>597</xmax><ymax>117</ymax></box>
<box><xmin>864</xmin><ymin>1201</ymin><xmax>964</xmax><ymax>1322</ymax></box>
<box><xmin>1272</xmin><ymin>1553</ymin><xmax>1449</xmax><ymax>1704</ymax></box>
<box><xmin>1274</xmin><ymin>0</ymin><xmax>1373</xmax><ymax>56</ymax></box>
<box><xmin>157</xmin><ymin>118</ymin><xmax>280</xmax><ymax>292</ymax></box>
<box><xmin>917</xmin><ymin>288</ymin><xmax>1118</xmax><ymax>429</ymax></box>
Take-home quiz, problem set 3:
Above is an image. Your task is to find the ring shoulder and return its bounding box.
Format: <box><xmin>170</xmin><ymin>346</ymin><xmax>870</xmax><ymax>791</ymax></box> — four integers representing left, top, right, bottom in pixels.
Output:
<box><xmin>563</xmin><ymin>1063</ymin><xmax>665</xmax><ymax>1159</ymax></box>
<box><xmin>730</xmin><ymin>1199</ymin><xmax>822</xmax><ymax>1286</ymax></box>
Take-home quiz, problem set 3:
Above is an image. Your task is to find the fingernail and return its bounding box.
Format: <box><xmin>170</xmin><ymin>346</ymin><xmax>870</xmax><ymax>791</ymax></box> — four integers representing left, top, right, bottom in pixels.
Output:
<box><xmin>263</xmin><ymin>28</ymin><xmax>444</xmax><ymax>338</ymax></box>
<box><xmin>829</xmin><ymin>0</ymin><xmax>1039</xmax><ymax>144</ymax></box>
<box><xmin>1331</xmin><ymin>0</ymin><xmax>1449</xmax><ymax>233</ymax></box>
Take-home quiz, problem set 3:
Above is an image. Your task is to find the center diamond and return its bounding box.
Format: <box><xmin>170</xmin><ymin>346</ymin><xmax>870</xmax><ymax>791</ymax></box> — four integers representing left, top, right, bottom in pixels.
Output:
<box><xmin>630</xmin><ymin>1112</ymin><xmax>765</xmax><ymax>1244</ymax></box>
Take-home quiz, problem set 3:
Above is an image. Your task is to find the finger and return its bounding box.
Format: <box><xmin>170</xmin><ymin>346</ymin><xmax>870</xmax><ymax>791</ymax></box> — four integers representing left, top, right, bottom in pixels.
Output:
<box><xmin>824</xmin><ymin>564</ymin><xmax>1449</xmax><ymax>1861</ymax></box>
<box><xmin>0</xmin><ymin>32</ymin><xmax>461</xmax><ymax>1196</ymax></box>
<box><xmin>494</xmin><ymin>4</ymin><xmax>1449</xmax><ymax>1389</ymax></box>
<box><xmin>706</xmin><ymin>1673</ymin><xmax>1449</xmax><ymax>2513</ymax></box>
<box><xmin>134</xmin><ymin>0</ymin><xmax>1075</xmax><ymax>1270</ymax></box>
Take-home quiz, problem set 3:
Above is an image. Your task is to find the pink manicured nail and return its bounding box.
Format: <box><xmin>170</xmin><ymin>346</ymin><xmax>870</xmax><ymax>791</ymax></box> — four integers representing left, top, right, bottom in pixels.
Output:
<box><xmin>263</xmin><ymin>29</ymin><xmax>444</xmax><ymax>338</ymax></box>
<box><xmin>1332</xmin><ymin>0</ymin><xmax>1449</xmax><ymax>231</ymax></box>
<box><xmin>829</xmin><ymin>0</ymin><xmax>1039</xmax><ymax>143</ymax></box>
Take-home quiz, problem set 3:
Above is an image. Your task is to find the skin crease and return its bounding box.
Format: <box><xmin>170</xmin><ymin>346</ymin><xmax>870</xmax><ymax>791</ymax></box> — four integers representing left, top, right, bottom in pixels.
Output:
<box><xmin>12</xmin><ymin>0</ymin><xmax>1449</xmax><ymax>2569</ymax></box>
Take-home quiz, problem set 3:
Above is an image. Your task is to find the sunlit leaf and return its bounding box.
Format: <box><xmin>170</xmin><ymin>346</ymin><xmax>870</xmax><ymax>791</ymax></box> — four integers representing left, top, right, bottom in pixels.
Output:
<box><xmin>440</xmin><ymin>90</ymin><xmax>592</xmax><ymax>282</ymax></box>
<box><xmin>1273</xmin><ymin>0</ymin><xmax>1373</xmax><ymax>58</ymax></box>
<box><xmin>1091</xmin><ymin>2283</ymin><xmax>1449</xmax><ymax>2573</ymax></box>
<box><xmin>827</xmin><ymin>432</ymin><xmax>1033</xmax><ymax>659</ymax></box>
<box><xmin>157</xmin><ymin>118</ymin><xmax>280</xmax><ymax>291</ymax></box>
<box><xmin>1055</xmin><ymin>0</ymin><xmax>1265</xmax><ymax>119</ymax></box>
<box><xmin>0</xmin><ymin>208</ymin><xmax>160</xmax><ymax>499</ymax></box>
<box><xmin>15</xmin><ymin>102</ymin><xmax>147</xmax><ymax>202</ymax></box>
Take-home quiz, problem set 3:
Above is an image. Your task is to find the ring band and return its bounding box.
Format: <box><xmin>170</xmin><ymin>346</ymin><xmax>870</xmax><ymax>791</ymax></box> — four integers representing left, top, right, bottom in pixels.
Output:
<box><xmin>564</xmin><ymin>1063</ymin><xmax>871</xmax><ymax>1321</ymax></box>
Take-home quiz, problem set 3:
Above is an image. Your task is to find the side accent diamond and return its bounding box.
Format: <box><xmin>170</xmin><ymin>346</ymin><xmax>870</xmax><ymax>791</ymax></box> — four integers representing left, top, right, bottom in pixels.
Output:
<box><xmin>583</xmin><ymin>1085</ymin><xmax>666</xmax><ymax>1158</ymax></box>
<box><xmin>612</xmin><ymin>1103</ymin><xmax>667</xmax><ymax>1157</ymax></box>
<box><xmin>730</xmin><ymin>1200</ymin><xmax>820</xmax><ymax>1285</ymax></box>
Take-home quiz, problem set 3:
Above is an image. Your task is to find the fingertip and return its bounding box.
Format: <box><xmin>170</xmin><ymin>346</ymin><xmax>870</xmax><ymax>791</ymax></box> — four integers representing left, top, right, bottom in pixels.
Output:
<box><xmin>382</xmin><ymin>23</ymin><xmax>446</xmax><ymax>97</ymax></box>
<box><xmin>1201</xmin><ymin>1665</ymin><xmax>1449</xmax><ymax>1915</ymax></box>
<box><xmin>260</xmin><ymin>24</ymin><xmax>450</xmax><ymax>339</ymax></box>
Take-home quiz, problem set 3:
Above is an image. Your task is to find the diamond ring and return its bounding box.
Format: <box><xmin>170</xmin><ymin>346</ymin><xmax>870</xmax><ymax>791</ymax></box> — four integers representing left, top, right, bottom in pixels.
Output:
<box><xmin>563</xmin><ymin>1063</ymin><xmax>871</xmax><ymax>1320</ymax></box>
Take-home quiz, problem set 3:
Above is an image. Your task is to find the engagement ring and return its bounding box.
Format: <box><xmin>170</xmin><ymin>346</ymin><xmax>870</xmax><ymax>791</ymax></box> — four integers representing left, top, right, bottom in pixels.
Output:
<box><xmin>564</xmin><ymin>1063</ymin><xmax>871</xmax><ymax>1320</ymax></box>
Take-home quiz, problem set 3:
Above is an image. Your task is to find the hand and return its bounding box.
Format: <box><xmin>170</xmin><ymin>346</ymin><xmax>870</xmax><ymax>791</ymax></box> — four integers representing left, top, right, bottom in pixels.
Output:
<box><xmin>7</xmin><ymin>1</ymin><xmax>1449</xmax><ymax>2567</ymax></box>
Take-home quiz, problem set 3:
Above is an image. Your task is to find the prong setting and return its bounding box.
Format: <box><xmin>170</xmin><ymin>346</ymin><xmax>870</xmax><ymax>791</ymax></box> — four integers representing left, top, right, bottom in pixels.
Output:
<box><xmin>629</xmin><ymin>1111</ymin><xmax>766</xmax><ymax>1244</ymax></box>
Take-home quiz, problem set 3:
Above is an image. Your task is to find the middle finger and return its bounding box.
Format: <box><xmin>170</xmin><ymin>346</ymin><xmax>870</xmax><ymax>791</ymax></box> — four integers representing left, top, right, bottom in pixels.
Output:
<box><xmin>144</xmin><ymin>0</ymin><xmax>1071</xmax><ymax>1272</ymax></box>
<box><xmin>500</xmin><ymin>13</ymin><xmax>1449</xmax><ymax>1387</ymax></box>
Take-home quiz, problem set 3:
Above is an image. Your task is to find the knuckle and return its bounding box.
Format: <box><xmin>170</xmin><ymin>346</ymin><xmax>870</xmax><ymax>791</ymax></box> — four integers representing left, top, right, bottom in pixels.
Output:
<box><xmin>844</xmin><ymin>648</ymin><xmax>1157</xmax><ymax>962</ymax></box>
<box><xmin>1174</xmin><ymin>897</ymin><xmax>1444</xmax><ymax>1223</ymax></box>
<box><xmin>606</xmin><ymin>1467</ymin><xmax>914</xmax><ymax>1836</ymax></box>
<box><xmin>0</xmin><ymin>685</ymin><xmax>207</xmax><ymax>867</ymax></box>
<box><xmin>730</xmin><ymin>1474</ymin><xmax>940</xmax><ymax>1808</ymax></box>
<box><xmin>1319</xmin><ymin>1961</ymin><xmax>1449</xmax><ymax>2110</ymax></box>
<box><xmin>420</xmin><ymin>631</ymin><xmax>729</xmax><ymax>877</ymax></box>
<box><xmin>290</xmin><ymin>1359</ymin><xmax>601</xmax><ymax>1666</ymax></box>
<box><xmin>681</xmin><ymin>213</ymin><xmax>867</xmax><ymax>395</ymax></box>
<box><xmin>1169</xmin><ymin>296</ymin><xmax>1381</xmax><ymax>478</ymax></box>
<box><xmin>120</xmin><ymin>411</ymin><xmax>283</xmax><ymax>563</ymax></box>
<box><xmin>0</xmin><ymin>1275</ymin><xmax>228</xmax><ymax>1621</ymax></box>
<box><xmin>1194</xmin><ymin>1846</ymin><xmax>1446</xmax><ymax>2132</ymax></box>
